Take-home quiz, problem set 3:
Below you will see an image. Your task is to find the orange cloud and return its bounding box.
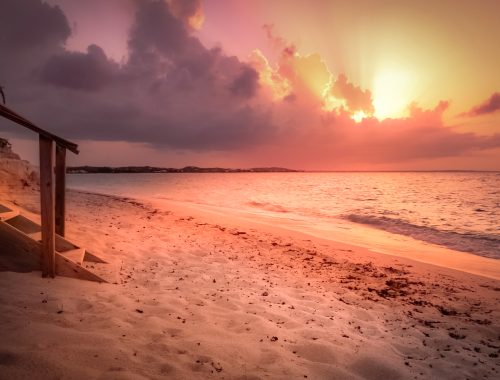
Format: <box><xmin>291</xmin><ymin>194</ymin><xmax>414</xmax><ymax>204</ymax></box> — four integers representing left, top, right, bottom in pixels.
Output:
<box><xmin>249</xmin><ymin>49</ymin><xmax>292</xmax><ymax>100</ymax></box>
<box><xmin>258</xmin><ymin>24</ymin><xmax>332</xmax><ymax>106</ymax></box>
<box><xmin>255</xmin><ymin>26</ymin><xmax>377</xmax><ymax>120</ymax></box>
<box><xmin>250</xmin><ymin>48</ymin><xmax>332</xmax><ymax>108</ymax></box>
<box><xmin>326</xmin><ymin>74</ymin><xmax>375</xmax><ymax>115</ymax></box>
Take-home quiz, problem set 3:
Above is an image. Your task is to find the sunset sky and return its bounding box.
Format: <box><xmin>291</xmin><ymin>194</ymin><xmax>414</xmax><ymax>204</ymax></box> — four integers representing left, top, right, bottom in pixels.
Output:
<box><xmin>1</xmin><ymin>0</ymin><xmax>499</xmax><ymax>170</ymax></box>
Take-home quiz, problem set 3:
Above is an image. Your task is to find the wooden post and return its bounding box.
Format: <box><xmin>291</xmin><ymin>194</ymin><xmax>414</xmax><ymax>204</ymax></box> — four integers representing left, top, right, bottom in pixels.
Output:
<box><xmin>55</xmin><ymin>145</ymin><xmax>66</xmax><ymax>237</ymax></box>
<box><xmin>39</xmin><ymin>135</ymin><xmax>56</xmax><ymax>277</ymax></box>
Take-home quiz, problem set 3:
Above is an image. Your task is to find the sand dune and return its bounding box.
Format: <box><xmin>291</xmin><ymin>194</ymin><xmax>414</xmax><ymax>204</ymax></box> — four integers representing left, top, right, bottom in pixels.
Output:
<box><xmin>0</xmin><ymin>190</ymin><xmax>499</xmax><ymax>379</ymax></box>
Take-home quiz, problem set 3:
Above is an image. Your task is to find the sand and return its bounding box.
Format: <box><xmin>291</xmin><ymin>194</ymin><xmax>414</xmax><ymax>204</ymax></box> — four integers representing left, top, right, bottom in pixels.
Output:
<box><xmin>0</xmin><ymin>189</ymin><xmax>499</xmax><ymax>380</ymax></box>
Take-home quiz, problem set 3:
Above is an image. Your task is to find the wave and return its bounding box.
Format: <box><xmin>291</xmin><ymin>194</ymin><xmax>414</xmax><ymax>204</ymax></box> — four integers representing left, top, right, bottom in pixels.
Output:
<box><xmin>345</xmin><ymin>214</ymin><xmax>500</xmax><ymax>259</ymax></box>
<box><xmin>247</xmin><ymin>201</ymin><xmax>289</xmax><ymax>213</ymax></box>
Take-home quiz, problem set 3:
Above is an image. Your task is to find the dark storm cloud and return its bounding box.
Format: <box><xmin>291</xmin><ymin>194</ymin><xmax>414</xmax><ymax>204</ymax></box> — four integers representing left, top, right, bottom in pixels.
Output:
<box><xmin>0</xmin><ymin>0</ymin><xmax>70</xmax><ymax>51</ymax></box>
<box><xmin>127</xmin><ymin>0</ymin><xmax>188</xmax><ymax>60</ymax></box>
<box><xmin>40</xmin><ymin>45</ymin><xmax>120</xmax><ymax>91</ymax></box>
<box><xmin>0</xmin><ymin>0</ymin><xmax>273</xmax><ymax>151</ymax></box>
<box><xmin>463</xmin><ymin>92</ymin><xmax>500</xmax><ymax>117</ymax></box>
<box><xmin>230</xmin><ymin>67</ymin><xmax>260</xmax><ymax>98</ymax></box>
<box><xmin>119</xmin><ymin>0</ymin><xmax>271</xmax><ymax>149</ymax></box>
<box><xmin>126</xmin><ymin>1</ymin><xmax>247</xmax><ymax>84</ymax></box>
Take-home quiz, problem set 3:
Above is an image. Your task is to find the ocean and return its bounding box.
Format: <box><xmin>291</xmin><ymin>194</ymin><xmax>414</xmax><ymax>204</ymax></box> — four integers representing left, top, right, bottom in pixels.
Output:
<box><xmin>68</xmin><ymin>172</ymin><xmax>500</xmax><ymax>259</ymax></box>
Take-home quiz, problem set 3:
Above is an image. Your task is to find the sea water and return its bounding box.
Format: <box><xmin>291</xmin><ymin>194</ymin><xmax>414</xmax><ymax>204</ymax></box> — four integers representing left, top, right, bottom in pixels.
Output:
<box><xmin>68</xmin><ymin>172</ymin><xmax>500</xmax><ymax>259</ymax></box>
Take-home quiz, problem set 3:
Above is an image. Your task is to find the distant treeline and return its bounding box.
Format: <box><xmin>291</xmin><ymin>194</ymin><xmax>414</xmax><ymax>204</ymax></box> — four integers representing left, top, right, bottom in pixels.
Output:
<box><xmin>67</xmin><ymin>166</ymin><xmax>300</xmax><ymax>174</ymax></box>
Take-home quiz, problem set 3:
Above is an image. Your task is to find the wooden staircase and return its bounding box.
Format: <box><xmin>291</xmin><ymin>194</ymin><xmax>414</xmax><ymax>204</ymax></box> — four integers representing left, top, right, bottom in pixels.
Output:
<box><xmin>0</xmin><ymin>203</ymin><xmax>107</xmax><ymax>282</ymax></box>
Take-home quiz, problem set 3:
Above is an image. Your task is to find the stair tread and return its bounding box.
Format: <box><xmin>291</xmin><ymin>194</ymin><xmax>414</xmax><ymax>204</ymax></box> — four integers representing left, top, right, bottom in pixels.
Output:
<box><xmin>0</xmin><ymin>210</ymin><xmax>20</xmax><ymax>221</ymax></box>
<box><xmin>28</xmin><ymin>231</ymin><xmax>42</xmax><ymax>241</ymax></box>
<box><xmin>59</xmin><ymin>248</ymin><xmax>85</xmax><ymax>265</ymax></box>
<box><xmin>1</xmin><ymin>203</ymin><xmax>108</xmax><ymax>282</ymax></box>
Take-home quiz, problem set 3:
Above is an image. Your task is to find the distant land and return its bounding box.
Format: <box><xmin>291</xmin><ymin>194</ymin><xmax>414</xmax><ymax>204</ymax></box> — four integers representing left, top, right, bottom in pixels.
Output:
<box><xmin>67</xmin><ymin>166</ymin><xmax>300</xmax><ymax>174</ymax></box>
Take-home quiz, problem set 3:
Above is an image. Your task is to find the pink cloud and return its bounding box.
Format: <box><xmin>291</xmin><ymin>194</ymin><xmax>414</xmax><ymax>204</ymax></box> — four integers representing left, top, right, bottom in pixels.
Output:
<box><xmin>247</xmin><ymin>98</ymin><xmax>500</xmax><ymax>170</ymax></box>
<box><xmin>262</xmin><ymin>23</ymin><xmax>296</xmax><ymax>59</ymax></box>
<box><xmin>462</xmin><ymin>92</ymin><xmax>500</xmax><ymax>117</ymax></box>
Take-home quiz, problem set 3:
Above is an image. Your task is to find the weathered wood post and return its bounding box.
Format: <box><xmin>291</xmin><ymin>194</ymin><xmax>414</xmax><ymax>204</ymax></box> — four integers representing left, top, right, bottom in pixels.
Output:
<box><xmin>1</xmin><ymin>103</ymin><xmax>79</xmax><ymax>279</ymax></box>
<box><xmin>39</xmin><ymin>135</ymin><xmax>56</xmax><ymax>277</ymax></box>
<box><xmin>55</xmin><ymin>145</ymin><xmax>66</xmax><ymax>237</ymax></box>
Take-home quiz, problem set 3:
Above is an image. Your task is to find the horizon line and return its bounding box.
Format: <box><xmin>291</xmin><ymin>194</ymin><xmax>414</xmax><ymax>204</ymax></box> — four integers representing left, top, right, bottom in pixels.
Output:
<box><xmin>66</xmin><ymin>165</ymin><xmax>500</xmax><ymax>173</ymax></box>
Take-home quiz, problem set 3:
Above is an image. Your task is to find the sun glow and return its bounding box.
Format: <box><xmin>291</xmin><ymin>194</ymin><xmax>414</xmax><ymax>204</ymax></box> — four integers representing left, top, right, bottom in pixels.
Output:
<box><xmin>322</xmin><ymin>94</ymin><xmax>346</xmax><ymax>112</ymax></box>
<box><xmin>372</xmin><ymin>67</ymin><xmax>418</xmax><ymax>120</ymax></box>
<box><xmin>293</xmin><ymin>54</ymin><xmax>332</xmax><ymax>99</ymax></box>
<box><xmin>252</xmin><ymin>44</ymin><xmax>425</xmax><ymax>124</ymax></box>
<box><xmin>351</xmin><ymin>110</ymin><xmax>367</xmax><ymax>123</ymax></box>
<box><xmin>250</xmin><ymin>50</ymin><xmax>293</xmax><ymax>100</ymax></box>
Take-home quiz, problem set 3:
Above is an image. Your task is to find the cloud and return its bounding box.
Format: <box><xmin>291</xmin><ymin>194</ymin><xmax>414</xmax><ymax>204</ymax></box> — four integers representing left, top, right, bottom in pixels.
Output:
<box><xmin>247</xmin><ymin>99</ymin><xmax>500</xmax><ymax>169</ymax></box>
<box><xmin>229</xmin><ymin>66</ymin><xmax>260</xmax><ymax>98</ymax></box>
<box><xmin>1</xmin><ymin>0</ymin><xmax>273</xmax><ymax>152</ymax></box>
<box><xmin>0</xmin><ymin>0</ymin><xmax>70</xmax><ymax>86</ymax></box>
<box><xmin>127</xmin><ymin>0</ymin><xmax>189</xmax><ymax>60</ymax></box>
<box><xmin>0</xmin><ymin>0</ymin><xmax>70</xmax><ymax>51</ymax></box>
<box><xmin>1</xmin><ymin>0</ymin><xmax>499</xmax><ymax>170</ymax></box>
<box><xmin>327</xmin><ymin>74</ymin><xmax>375</xmax><ymax>115</ymax></box>
<box><xmin>262</xmin><ymin>24</ymin><xmax>296</xmax><ymax>58</ymax></box>
<box><xmin>168</xmin><ymin>0</ymin><xmax>205</xmax><ymax>30</ymax></box>
<box><xmin>40</xmin><ymin>45</ymin><xmax>120</xmax><ymax>91</ymax></box>
<box><xmin>250</xmin><ymin>48</ymin><xmax>331</xmax><ymax>108</ymax></box>
<box><xmin>259</xmin><ymin>26</ymin><xmax>375</xmax><ymax>115</ymax></box>
<box><xmin>462</xmin><ymin>92</ymin><xmax>500</xmax><ymax>117</ymax></box>
<box><xmin>249</xmin><ymin>49</ymin><xmax>292</xmax><ymax>100</ymax></box>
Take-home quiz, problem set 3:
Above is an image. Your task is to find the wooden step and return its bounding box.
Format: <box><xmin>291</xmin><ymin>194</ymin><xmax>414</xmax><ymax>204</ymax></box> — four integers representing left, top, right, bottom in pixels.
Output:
<box><xmin>26</xmin><ymin>233</ymin><xmax>90</xmax><ymax>265</ymax></box>
<box><xmin>83</xmin><ymin>250</ymin><xmax>107</xmax><ymax>264</ymax></box>
<box><xmin>5</xmin><ymin>214</ymin><xmax>41</xmax><ymax>234</ymax></box>
<box><xmin>0</xmin><ymin>204</ymin><xmax>13</xmax><ymax>213</ymax></box>
<box><xmin>59</xmin><ymin>248</ymin><xmax>85</xmax><ymax>265</ymax></box>
<box><xmin>0</xmin><ymin>209</ymin><xmax>19</xmax><ymax>222</ymax></box>
<box><xmin>0</xmin><ymin>219</ymin><xmax>41</xmax><ymax>272</ymax></box>
<box><xmin>55</xmin><ymin>252</ymin><xmax>107</xmax><ymax>283</ymax></box>
<box><xmin>0</xmin><ymin>205</ymin><xmax>108</xmax><ymax>282</ymax></box>
<box><xmin>28</xmin><ymin>231</ymin><xmax>42</xmax><ymax>242</ymax></box>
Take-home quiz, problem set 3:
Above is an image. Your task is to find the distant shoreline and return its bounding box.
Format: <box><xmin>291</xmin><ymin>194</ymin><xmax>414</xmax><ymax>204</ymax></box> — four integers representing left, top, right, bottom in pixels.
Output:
<box><xmin>67</xmin><ymin>166</ymin><xmax>499</xmax><ymax>174</ymax></box>
<box><xmin>67</xmin><ymin>166</ymin><xmax>301</xmax><ymax>174</ymax></box>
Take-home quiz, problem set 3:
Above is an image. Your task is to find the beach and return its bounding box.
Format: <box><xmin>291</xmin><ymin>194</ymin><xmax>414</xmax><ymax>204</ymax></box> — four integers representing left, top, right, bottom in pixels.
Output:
<box><xmin>1</xmin><ymin>0</ymin><xmax>500</xmax><ymax>378</ymax></box>
<box><xmin>0</xmin><ymin>188</ymin><xmax>499</xmax><ymax>380</ymax></box>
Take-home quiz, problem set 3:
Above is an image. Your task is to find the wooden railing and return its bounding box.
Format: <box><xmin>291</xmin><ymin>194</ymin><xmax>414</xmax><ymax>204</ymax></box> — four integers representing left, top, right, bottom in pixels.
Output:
<box><xmin>0</xmin><ymin>103</ymin><xmax>78</xmax><ymax>278</ymax></box>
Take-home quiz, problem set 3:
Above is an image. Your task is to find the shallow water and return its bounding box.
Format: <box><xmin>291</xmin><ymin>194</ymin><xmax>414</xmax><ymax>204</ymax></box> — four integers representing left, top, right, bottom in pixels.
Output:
<box><xmin>68</xmin><ymin>172</ymin><xmax>500</xmax><ymax>259</ymax></box>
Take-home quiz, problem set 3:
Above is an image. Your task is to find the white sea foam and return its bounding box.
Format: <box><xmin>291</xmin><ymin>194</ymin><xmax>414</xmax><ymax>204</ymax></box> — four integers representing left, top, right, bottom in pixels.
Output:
<box><xmin>344</xmin><ymin>214</ymin><xmax>500</xmax><ymax>258</ymax></box>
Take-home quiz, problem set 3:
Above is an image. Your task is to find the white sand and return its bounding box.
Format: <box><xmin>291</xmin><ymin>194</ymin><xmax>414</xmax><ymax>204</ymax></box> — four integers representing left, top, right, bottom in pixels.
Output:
<box><xmin>0</xmin><ymin>189</ymin><xmax>499</xmax><ymax>380</ymax></box>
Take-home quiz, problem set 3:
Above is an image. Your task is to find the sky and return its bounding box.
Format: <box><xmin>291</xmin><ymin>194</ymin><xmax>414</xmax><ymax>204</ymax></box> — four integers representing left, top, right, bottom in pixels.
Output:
<box><xmin>0</xmin><ymin>0</ymin><xmax>499</xmax><ymax>170</ymax></box>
